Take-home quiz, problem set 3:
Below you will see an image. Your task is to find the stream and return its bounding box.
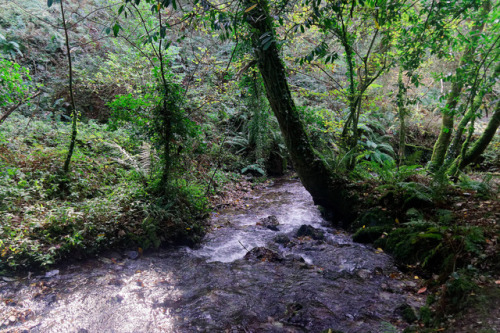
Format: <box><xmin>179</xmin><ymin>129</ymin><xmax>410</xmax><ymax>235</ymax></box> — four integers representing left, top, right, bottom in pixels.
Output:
<box><xmin>0</xmin><ymin>178</ymin><xmax>424</xmax><ymax>332</ymax></box>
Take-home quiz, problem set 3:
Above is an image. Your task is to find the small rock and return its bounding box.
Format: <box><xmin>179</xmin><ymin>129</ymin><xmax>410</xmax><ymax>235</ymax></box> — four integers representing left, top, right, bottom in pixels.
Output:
<box><xmin>257</xmin><ymin>215</ymin><xmax>280</xmax><ymax>231</ymax></box>
<box><xmin>296</xmin><ymin>225</ymin><xmax>325</xmax><ymax>240</ymax></box>
<box><xmin>273</xmin><ymin>234</ymin><xmax>290</xmax><ymax>244</ymax></box>
<box><xmin>45</xmin><ymin>270</ymin><xmax>59</xmax><ymax>278</ymax></box>
<box><xmin>9</xmin><ymin>315</ymin><xmax>16</xmax><ymax>322</ymax></box>
<box><xmin>2</xmin><ymin>276</ymin><xmax>17</xmax><ymax>282</ymax></box>
<box><xmin>109</xmin><ymin>295</ymin><xmax>123</xmax><ymax>304</ymax></box>
<box><xmin>356</xmin><ymin>269</ymin><xmax>372</xmax><ymax>280</ymax></box>
<box><xmin>244</xmin><ymin>247</ymin><xmax>283</xmax><ymax>262</ymax></box>
<box><xmin>285</xmin><ymin>254</ymin><xmax>305</xmax><ymax>263</ymax></box>
<box><xmin>108</xmin><ymin>278</ymin><xmax>123</xmax><ymax>286</ymax></box>
<box><xmin>323</xmin><ymin>270</ymin><xmax>352</xmax><ymax>280</ymax></box>
<box><xmin>125</xmin><ymin>251</ymin><xmax>139</xmax><ymax>260</ymax></box>
<box><xmin>45</xmin><ymin>293</ymin><xmax>57</xmax><ymax>305</ymax></box>
<box><xmin>104</xmin><ymin>251</ymin><xmax>123</xmax><ymax>260</ymax></box>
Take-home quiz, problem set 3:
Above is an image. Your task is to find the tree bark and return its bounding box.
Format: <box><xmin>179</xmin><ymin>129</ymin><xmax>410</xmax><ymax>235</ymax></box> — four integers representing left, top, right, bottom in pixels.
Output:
<box><xmin>397</xmin><ymin>66</ymin><xmax>407</xmax><ymax>166</ymax></box>
<box><xmin>451</xmin><ymin>100</ymin><xmax>500</xmax><ymax>172</ymax></box>
<box><xmin>61</xmin><ymin>0</ymin><xmax>78</xmax><ymax>174</ymax></box>
<box><xmin>244</xmin><ymin>0</ymin><xmax>356</xmax><ymax>223</ymax></box>
<box><xmin>428</xmin><ymin>0</ymin><xmax>490</xmax><ymax>172</ymax></box>
<box><xmin>446</xmin><ymin>63</ymin><xmax>500</xmax><ymax>169</ymax></box>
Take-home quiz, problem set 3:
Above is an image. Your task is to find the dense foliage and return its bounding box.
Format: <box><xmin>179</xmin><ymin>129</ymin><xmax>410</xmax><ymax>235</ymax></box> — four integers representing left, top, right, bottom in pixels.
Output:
<box><xmin>0</xmin><ymin>0</ymin><xmax>498</xmax><ymax>330</ymax></box>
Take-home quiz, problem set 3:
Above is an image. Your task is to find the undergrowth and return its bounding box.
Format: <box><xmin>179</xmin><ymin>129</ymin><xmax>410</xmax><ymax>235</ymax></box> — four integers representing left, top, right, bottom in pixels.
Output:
<box><xmin>350</xmin><ymin>159</ymin><xmax>499</xmax><ymax>331</ymax></box>
<box><xmin>0</xmin><ymin>114</ymin><xmax>208</xmax><ymax>272</ymax></box>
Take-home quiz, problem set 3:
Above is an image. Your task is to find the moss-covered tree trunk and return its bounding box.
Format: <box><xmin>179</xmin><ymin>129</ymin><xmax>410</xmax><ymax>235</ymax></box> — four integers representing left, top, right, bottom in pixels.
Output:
<box><xmin>243</xmin><ymin>0</ymin><xmax>355</xmax><ymax>222</ymax></box>
<box><xmin>450</xmin><ymin>100</ymin><xmax>500</xmax><ymax>172</ymax></box>
<box><xmin>397</xmin><ymin>66</ymin><xmax>407</xmax><ymax>166</ymax></box>
<box><xmin>429</xmin><ymin>85</ymin><xmax>459</xmax><ymax>172</ymax></box>
<box><xmin>446</xmin><ymin>62</ymin><xmax>500</xmax><ymax>173</ymax></box>
<box><xmin>429</xmin><ymin>0</ymin><xmax>490</xmax><ymax>172</ymax></box>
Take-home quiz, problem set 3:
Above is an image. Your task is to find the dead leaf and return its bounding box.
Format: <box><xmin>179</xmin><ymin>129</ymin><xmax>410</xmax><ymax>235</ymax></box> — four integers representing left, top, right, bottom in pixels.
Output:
<box><xmin>417</xmin><ymin>287</ymin><xmax>427</xmax><ymax>294</ymax></box>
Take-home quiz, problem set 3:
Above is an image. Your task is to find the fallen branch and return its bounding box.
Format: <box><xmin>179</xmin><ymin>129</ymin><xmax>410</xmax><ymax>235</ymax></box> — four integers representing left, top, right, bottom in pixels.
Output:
<box><xmin>0</xmin><ymin>90</ymin><xmax>42</xmax><ymax>125</ymax></box>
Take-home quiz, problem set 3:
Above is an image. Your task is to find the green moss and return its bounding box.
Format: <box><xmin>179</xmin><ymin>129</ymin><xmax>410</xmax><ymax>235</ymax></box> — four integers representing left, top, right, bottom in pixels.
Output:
<box><xmin>397</xmin><ymin>303</ymin><xmax>417</xmax><ymax>323</ymax></box>
<box><xmin>419</xmin><ymin>306</ymin><xmax>432</xmax><ymax>326</ymax></box>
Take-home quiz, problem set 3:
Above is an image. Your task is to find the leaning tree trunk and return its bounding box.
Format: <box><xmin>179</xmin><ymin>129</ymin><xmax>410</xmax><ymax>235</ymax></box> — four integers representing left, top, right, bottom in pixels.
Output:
<box><xmin>446</xmin><ymin>62</ymin><xmax>500</xmax><ymax>171</ymax></box>
<box><xmin>243</xmin><ymin>0</ymin><xmax>355</xmax><ymax>223</ymax></box>
<box><xmin>428</xmin><ymin>0</ymin><xmax>490</xmax><ymax>172</ymax></box>
<box><xmin>450</xmin><ymin>99</ymin><xmax>500</xmax><ymax>173</ymax></box>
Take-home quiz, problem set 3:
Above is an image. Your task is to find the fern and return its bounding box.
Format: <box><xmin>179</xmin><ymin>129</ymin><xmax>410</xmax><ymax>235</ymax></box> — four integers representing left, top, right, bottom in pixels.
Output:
<box><xmin>458</xmin><ymin>174</ymin><xmax>493</xmax><ymax>198</ymax></box>
<box><xmin>103</xmin><ymin>141</ymin><xmax>157</xmax><ymax>177</ymax></box>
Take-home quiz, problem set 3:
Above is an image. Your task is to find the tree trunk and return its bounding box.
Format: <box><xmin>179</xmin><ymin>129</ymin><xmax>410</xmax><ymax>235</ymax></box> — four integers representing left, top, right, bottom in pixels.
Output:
<box><xmin>428</xmin><ymin>0</ymin><xmax>490</xmax><ymax>172</ymax></box>
<box><xmin>244</xmin><ymin>0</ymin><xmax>356</xmax><ymax>223</ymax></box>
<box><xmin>452</xmin><ymin>100</ymin><xmax>500</xmax><ymax>172</ymax></box>
<box><xmin>397</xmin><ymin>66</ymin><xmax>406</xmax><ymax>166</ymax></box>
<box><xmin>60</xmin><ymin>0</ymin><xmax>78</xmax><ymax>174</ymax></box>
<box><xmin>446</xmin><ymin>63</ymin><xmax>500</xmax><ymax>169</ymax></box>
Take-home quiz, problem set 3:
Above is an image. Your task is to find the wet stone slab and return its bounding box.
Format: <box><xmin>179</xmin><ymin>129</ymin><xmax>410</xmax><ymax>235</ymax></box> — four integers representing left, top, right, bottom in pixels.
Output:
<box><xmin>0</xmin><ymin>179</ymin><xmax>424</xmax><ymax>332</ymax></box>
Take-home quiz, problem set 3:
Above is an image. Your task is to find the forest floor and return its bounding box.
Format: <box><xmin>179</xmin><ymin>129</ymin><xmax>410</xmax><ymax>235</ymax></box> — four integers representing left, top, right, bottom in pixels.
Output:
<box><xmin>351</xmin><ymin>170</ymin><xmax>500</xmax><ymax>333</ymax></box>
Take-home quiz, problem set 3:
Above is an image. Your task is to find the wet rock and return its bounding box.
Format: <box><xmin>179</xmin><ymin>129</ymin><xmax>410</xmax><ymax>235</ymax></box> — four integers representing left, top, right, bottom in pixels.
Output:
<box><xmin>44</xmin><ymin>293</ymin><xmax>57</xmax><ymax>305</ymax></box>
<box><xmin>125</xmin><ymin>250</ymin><xmax>139</xmax><ymax>260</ymax></box>
<box><xmin>108</xmin><ymin>278</ymin><xmax>123</xmax><ymax>286</ymax></box>
<box><xmin>2</xmin><ymin>276</ymin><xmax>17</xmax><ymax>282</ymax></box>
<box><xmin>284</xmin><ymin>254</ymin><xmax>305</xmax><ymax>263</ymax></box>
<box><xmin>243</xmin><ymin>247</ymin><xmax>283</xmax><ymax>262</ymax></box>
<box><xmin>296</xmin><ymin>225</ymin><xmax>325</xmax><ymax>240</ymax></box>
<box><xmin>273</xmin><ymin>234</ymin><xmax>290</xmax><ymax>245</ymax></box>
<box><xmin>356</xmin><ymin>269</ymin><xmax>372</xmax><ymax>280</ymax></box>
<box><xmin>323</xmin><ymin>270</ymin><xmax>353</xmax><ymax>281</ymax></box>
<box><xmin>44</xmin><ymin>270</ymin><xmax>59</xmax><ymax>278</ymax></box>
<box><xmin>257</xmin><ymin>215</ymin><xmax>280</xmax><ymax>231</ymax></box>
<box><xmin>109</xmin><ymin>295</ymin><xmax>123</xmax><ymax>304</ymax></box>
<box><xmin>103</xmin><ymin>251</ymin><xmax>123</xmax><ymax>260</ymax></box>
<box><xmin>284</xmin><ymin>303</ymin><xmax>308</xmax><ymax>326</ymax></box>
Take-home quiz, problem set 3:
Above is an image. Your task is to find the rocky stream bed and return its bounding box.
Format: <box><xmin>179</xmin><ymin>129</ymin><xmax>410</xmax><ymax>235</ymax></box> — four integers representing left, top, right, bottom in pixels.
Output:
<box><xmin>0</xmin><ymin>178</ymin><xmax>426</xmax><ymax>332</ymax></box>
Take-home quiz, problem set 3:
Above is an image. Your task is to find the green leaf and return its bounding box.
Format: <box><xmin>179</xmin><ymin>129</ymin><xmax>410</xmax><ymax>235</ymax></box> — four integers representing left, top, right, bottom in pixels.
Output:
<box><xmin>47</xmin><ymin>0</ymin><xmax>54</xmax><ymax>7</ymax></box>
<box><xmin>112</xmin><ymin>23</ymin><xmax>121</xmax><ymax>37</ymax></box>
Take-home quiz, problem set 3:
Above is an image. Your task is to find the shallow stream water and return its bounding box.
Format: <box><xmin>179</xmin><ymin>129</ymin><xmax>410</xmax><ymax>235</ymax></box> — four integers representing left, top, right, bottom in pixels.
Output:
<box><xmin>0</xmin><ymin>178</ymin><xmax>424</xmax><ymax>332</ymax></box>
